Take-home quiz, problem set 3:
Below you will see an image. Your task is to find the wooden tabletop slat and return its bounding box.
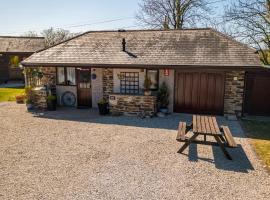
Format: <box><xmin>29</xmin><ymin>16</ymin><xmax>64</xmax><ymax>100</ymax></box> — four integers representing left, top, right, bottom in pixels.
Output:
<box><xmin>211</xmin><ymin>117</ymin><xmax>220</xmax><ymax>134</ymax></box>
<box><xmin>205</xmin><ymin>116</ymin><xmax>211</xmax><ymax>133</ymax></box>
<box><xmin>201</xmin><ymin>116</ymin><xmax>206</xmax><ymax>133</ymax></box>
<box><xmin>209</xmin><ymin>117</ymin><xmax>219</xmax><ymax>134</ymax></box>
<box><xmin>193</xmin><ymin>115</ymin><xmax>197</xmax><ymax>132</ymax></box>
<box><xmin>197</xmin><ymin>115</ymin><xmax>202</xmax><ymax>133</ymax></box>
<box><xmin>207</xmin><ymin>117</ymin><xmax>214</xmax><ymax>134</ymax></box>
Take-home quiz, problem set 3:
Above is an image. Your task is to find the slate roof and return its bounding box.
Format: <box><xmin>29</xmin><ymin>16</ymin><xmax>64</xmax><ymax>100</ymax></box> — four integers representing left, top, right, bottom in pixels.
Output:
<box><xmin>22</xmin><ymin>29</ymin><xmax>261</xmax><ymax>68</ymax></box>
<box><xmin>0</xmin><ymin>36</ymin><xmax>45</xmax><ymax>53</ymax></box>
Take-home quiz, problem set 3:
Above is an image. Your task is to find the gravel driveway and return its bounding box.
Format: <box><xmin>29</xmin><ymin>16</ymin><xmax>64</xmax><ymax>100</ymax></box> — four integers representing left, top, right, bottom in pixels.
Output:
<box><xmin>0</xmin><ymin>103</ymin><xmax>269</xmax><ymax>200</ymax></box>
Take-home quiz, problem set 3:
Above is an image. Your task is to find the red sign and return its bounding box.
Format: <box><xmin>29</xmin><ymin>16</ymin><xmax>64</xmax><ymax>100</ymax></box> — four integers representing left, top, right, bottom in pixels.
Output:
<box><xmin>164</xmin><ymin>69</ymin><xmax>170</xmax><ymax>76</ymax></box>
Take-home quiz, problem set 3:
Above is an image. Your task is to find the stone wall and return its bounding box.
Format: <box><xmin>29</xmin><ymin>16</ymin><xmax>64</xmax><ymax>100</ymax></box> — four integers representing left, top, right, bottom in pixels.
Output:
<box><xmin>103</xmin><ymin>68</ymin><xmax>113</xmax><ymax>100</ymax></box>
<box><xmin>25</xmin><ymin>67</ymin><xmax>56</xmax><ymax>87</ymax></box>
<box><xmin>109</xmin><ymin>94</ymin><xmax>157</xmax><ymax>116</ymax></box>
<box><xmin>40</xmin><ymin>67</ymin><xmax>56</xmax><ymax>85</ymax></box>
<box><xmin>224</xmin><ymin>71</ymin><xmax>245</xmax><ymax>116</ymax></box>
<box><xmin>32</xmin><ymin>87</ymin><xmax>47</xmax><ymax>110</ymax></box>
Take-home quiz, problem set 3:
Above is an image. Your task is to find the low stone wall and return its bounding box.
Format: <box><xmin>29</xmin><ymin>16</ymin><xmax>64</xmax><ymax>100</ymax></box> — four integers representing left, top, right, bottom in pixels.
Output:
<box><xmin>32</xmin><ymin>87</ymin><xmax>47</xmax><ymax>110</ymax></box>
<box><xmin>109</xmin><ymin>94</ymin><xmax>157</xmax><ymax>116</ymax></box>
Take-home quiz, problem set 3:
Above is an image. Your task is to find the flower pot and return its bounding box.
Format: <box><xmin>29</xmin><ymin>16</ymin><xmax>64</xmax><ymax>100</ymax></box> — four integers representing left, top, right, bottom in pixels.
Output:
<box><xmin>47</xmin><ymin>99</ymin><xmax>57</xmax><ymax>111</ymax></box>
<box><xmin>15</xmin><ymin>96</ymin><xmax>25</xmax><ymax>104</ymax></box>
<box><xmin>26</xmin><ymin>104</ymin><xmax>33</xmax><ymax>111</ymax></box>
<box><xmin>159</xmin><ymin>108</ymin><xmax>168</xmax><ymax>114</ymax></box>
<box><xmin>144</xmin><ymin>91</ymin><xmax>151</xmax><ymax>96</ymax></box>
<box><xmin>98</xmin><ymin>103</ymin><xmax>109</xmax><ymax>115</ymax></box>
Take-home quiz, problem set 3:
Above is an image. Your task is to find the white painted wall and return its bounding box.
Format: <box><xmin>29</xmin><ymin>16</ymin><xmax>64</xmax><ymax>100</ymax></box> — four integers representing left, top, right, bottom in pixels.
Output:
<box><xmin>113</xmin><ymin>68</ymin><xmax>146</xmax><ymax>94</ymax></box>
<box><xmin>91</xmin><ymin>68</ymin><xmax>103</xmax><ymax>108</ymax></box>
<box><xmin>56</xmin><ymin>85</ymin><xmax>77</xmax><ymax>107</ymax></box>
<box><xmin>159</xmin><ymin>69</ymin><xmax>175</xmax><ymax>113</ymax></box>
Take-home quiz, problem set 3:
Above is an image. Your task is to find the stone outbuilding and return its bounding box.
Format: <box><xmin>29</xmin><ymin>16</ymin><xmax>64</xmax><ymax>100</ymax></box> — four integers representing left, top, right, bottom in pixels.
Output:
<box><xmin>21</xmin><ymin>28</ymin><xmax>268</xmax><ymax>116</ymax></box>
<box><xmin>0</xmin><ymin>36</ymin><xmax>45</xmax><ymax>83</ymax></box>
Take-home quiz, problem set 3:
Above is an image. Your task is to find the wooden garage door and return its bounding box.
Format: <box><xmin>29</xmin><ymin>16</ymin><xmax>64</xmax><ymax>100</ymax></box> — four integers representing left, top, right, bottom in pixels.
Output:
<box><xmin>174</xmin><ymin>71</ymin><xmax>225</xmax><ymax>115</ymax></box>
<box><xmin>245</xmin><ymin>72</ymin><xmax>270</xmax><ymax>116</ymax></box>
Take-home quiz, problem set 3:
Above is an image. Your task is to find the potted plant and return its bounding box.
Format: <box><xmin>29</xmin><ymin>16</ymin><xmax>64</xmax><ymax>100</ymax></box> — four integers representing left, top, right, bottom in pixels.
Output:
<box><xmin>157</xmin><ymin>82</ymin><xmax>170</xmax><ymax>113</ymax></box>
<box><xmin>26</xmin><ymin>99</ymin><xmax>34</xmax><ymax>110</ymax></box>
<box><xmin>15</xmin><ymin>95</ymin><xmax>25</xmax><ymax>104</ymax></box>
<box><xmin>98</xmin><ymin>98</ymin><xmax>109</xmax><ymax>115</ymax></box>
<box><xmin>47</xmin><ymin>95</ymin><xmax>57</xmax><ymax>111</ymax></box>
<box><xmin>144</xmin><ymin>75</ymin><xmax>152</xmax><ymax>96</ymax></box>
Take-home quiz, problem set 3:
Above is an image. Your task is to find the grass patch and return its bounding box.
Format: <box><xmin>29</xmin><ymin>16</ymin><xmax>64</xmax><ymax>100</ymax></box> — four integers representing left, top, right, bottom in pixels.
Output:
<box><xmin>242</xmin><ymin>120</ymin><xmax>270</xmax><ymax>170</ymax></box>
<box><xmin>0</xmin><ymin>87</ymin><xmax>25</xmax><ymax>102</ymax></box>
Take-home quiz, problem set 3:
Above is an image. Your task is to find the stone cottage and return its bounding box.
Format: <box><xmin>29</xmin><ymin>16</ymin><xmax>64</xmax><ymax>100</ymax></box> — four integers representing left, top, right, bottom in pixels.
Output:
<box><xmin>21</xmin><ymin>28</ymin><xmax>266</xmax><ymax>116</ymax></box>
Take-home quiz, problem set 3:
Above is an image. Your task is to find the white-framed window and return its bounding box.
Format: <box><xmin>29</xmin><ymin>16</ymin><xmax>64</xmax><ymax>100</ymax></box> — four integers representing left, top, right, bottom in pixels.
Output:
<box><xmin>146</xmin><ymin>69</ymin><xmax>159</xmax><ymax>90</ymax></box>
<box><xmin>57</xmin><ymin>67</ymin><xmax>76</xmax><ymax>85</ymax></box>
<box><xmin>120</xmin><ymin>72</ymin><xmax>140</xmax><ymax>94</ymax></box>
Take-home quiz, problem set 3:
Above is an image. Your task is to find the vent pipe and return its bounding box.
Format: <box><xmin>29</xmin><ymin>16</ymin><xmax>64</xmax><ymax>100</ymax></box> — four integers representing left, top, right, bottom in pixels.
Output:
<box><xmin>122</xmin><ymin>38</ymin><xmax>126</xmax><ymax>52</ymax></box>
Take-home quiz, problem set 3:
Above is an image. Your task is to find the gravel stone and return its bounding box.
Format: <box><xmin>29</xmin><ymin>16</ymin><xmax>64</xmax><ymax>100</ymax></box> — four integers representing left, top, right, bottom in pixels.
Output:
<box><xmin>0</xmin><ymin>103</ymin><xmax>269</xmax><ymax>200</ymax></box>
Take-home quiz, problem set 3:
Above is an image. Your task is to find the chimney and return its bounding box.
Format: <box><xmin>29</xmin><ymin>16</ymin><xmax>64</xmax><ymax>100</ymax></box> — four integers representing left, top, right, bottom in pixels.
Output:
<box><xmin>122</xmin><ymin>38</ymin><xmax>126</xmax><ymax>52</ymax></box>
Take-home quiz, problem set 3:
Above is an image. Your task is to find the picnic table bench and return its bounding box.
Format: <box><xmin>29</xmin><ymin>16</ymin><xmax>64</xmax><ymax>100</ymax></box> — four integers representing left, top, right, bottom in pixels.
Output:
<box><xmin>176</xmin><ymin>115</ymin><xmax>237</xmax><ymax>160</ymax></box>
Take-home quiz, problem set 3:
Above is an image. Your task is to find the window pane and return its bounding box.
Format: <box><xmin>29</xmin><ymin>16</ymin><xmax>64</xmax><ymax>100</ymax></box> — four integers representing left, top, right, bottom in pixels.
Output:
<box><xmin>147</xmin><ymin>70</ymin><xmax>159</xmax><ymax>90</ymax></box>
<box><xmin>120</xmin><ymin>72</ymin><xmax>139</xmax><ymax>94</ymax></box>
<box><xmin>57</xmin><ymin>67</ymin><xmax>65</xmax><ymax>84</ymax></box>
<box><xmin>67</xmin><ymin>68</ymin><xmax>76</xmax><ymax>85</ymax></box>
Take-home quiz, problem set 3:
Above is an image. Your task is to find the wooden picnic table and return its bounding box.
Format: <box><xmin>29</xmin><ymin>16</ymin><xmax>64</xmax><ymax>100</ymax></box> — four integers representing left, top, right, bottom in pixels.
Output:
<box><xmin>177</xmin><ymin>115</ymin><xmax>236</xmax><ymax>160</ymax></box>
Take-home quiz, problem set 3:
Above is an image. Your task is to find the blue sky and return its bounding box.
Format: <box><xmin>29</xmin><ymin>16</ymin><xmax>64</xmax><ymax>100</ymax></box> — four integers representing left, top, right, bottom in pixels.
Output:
<box><xmin>0</xmin><ymin>0</ymin><xmax>228</xmax><ymax>36</ymax></box>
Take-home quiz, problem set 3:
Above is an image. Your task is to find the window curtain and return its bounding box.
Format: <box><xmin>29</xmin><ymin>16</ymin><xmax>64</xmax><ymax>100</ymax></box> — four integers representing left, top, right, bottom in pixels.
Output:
<box><xmin>67</xmin><ymin>68</ymin><xmax>76</xmax><ymax>85</ymax></box>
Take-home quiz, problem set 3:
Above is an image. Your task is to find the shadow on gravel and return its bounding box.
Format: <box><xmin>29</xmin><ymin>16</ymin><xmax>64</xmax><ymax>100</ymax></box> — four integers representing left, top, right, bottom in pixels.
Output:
<box><xmin>183</xmin><ymin>143</ymin><xmax>254</xmax><ymax>173</ymax></box>
<box><xmin>30</xmin><ymin>107</ymin><xmax>188</xmax><ymax>131</ymax></box>
<box><xmin>31</xmin><ymin>107</ymin><xmax>244</xmax><ymax>136</ymax></box>
<box><xmin>212</xmin><ymin>145</ymin><xmax>254</xmax><ymax>173</ymax></box>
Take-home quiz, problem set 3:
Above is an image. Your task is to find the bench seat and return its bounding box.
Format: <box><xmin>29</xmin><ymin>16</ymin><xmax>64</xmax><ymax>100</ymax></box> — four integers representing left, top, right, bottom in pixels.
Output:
<box><xmin>176</xmin><ymin>122</ymin><xmax>192</xmax><ymax>141</ymax></box>
<box><xmin>220</xmin><ymin>126</ymin><xmax>237</xmax><ymax>148</ymax></box>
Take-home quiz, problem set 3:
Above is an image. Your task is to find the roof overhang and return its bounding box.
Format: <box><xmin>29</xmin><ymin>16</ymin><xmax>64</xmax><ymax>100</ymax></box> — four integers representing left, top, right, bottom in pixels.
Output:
<box><xmin>0</xmin><ymin>51</ymin><xmax>35</xmax><ymax>54</ymax></box>
<box><xmin>21</xmin><ymin>62</ymin><xmax>263</xmax><ymax>71</ymax></box>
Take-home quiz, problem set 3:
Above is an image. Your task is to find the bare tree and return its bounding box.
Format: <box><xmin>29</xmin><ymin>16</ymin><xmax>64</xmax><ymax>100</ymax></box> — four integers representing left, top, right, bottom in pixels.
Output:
<box><xmin>136</xmin><ymin>0</ymin><xmax>218</xmax><ymax>29</ymax></box>
<box><xmin>225</xmin><ymin>0</ymin><xmax>270</xmax><ymax>64</ymax></box>
<box><xmin>41</xmin><ymin>28</ymin><xmax>77</xmax><ymax>47</ymax></box>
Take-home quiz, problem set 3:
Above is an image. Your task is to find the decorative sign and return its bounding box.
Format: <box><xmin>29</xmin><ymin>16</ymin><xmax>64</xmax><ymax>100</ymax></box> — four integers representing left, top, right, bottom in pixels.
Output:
<box><xmin>164</xmin><ymin>69</ymin><xmax>170</xmax><ymax>76</ymax></box>
<box><xmin>117</xmin><ymin>73</ymin><xmax>125</xmax><ymax>80</ymax></box>
<box><xmin>91</xmin><ymin>73</ymin><xmax>97</xmax><ymax>80</ymax></box>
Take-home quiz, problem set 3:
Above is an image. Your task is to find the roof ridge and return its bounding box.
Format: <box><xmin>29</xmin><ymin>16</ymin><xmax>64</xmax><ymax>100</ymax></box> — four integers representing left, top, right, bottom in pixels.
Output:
<box><xmin>82</xmin><ymin>28</ymin><xmax>212</xmax><ymax>34</ymax></box>
<box><xmin>33</xmin><ymin>28</ymin><xmax>213</xmax><ymax>54</ymax></box>
<box><xmin>0</xmin><ymin>36</ymin><xmax>44</xmax><ymax>39</ymax></box>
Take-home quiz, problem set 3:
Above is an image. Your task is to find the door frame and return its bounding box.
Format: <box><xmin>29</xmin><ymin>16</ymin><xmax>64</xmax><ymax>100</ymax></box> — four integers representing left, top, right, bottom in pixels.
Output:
<box><xmin>173</xmin><ymin>69</ymin><xmax>225</xmax><ymax>115</ymax></box>
<box><xmin>76</xmin><ymin>68</ymin><xmax>92</xmax><ymax>108</ymax></box>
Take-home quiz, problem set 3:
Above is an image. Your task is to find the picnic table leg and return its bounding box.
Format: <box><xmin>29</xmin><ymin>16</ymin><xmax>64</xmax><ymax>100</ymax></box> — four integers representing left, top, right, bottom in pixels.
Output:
<box><xmin>178</xmin><ymin>133</ymin><xmax>199</xmax><ymax>154</ymax></box>
<box><xmin>219</xmin><ymin>135</ymin><xmax>226</xmax><ymax>143</ymax></box>
<box><xmin>214</xmin><ymin>135</ymin><xmax>232</xmax><ymax>160</ymax></box>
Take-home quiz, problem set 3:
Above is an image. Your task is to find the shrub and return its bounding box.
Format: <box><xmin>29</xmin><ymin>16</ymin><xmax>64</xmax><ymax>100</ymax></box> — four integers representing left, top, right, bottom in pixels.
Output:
<box><xmin>157</xmin><ymin>82</ymin><xmax>169</xmax><ymax>109</ymax></box>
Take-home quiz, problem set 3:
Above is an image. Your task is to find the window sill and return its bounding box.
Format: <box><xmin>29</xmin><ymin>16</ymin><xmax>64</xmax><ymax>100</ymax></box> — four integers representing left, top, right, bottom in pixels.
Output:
<box><xmin>56</xmin><ymin>84</ymin><xmax>77</xmax><ymax>87</ymax></box>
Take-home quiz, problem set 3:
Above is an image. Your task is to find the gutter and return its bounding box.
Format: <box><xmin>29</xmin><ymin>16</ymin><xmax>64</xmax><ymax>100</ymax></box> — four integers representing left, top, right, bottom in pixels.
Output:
<box><xmin>20</xmin><ymin>62</ymin><xmax>263</xmax><ymax>71</ymax></box>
